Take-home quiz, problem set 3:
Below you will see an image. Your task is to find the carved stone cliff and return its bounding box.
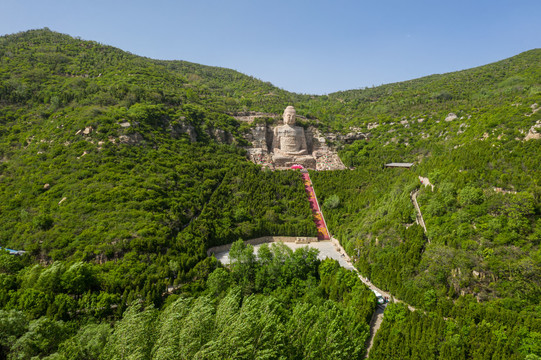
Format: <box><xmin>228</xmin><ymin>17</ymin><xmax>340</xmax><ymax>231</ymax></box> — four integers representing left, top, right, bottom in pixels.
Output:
<box><xmin>240</xmin><ymin>107</ymin><xmax>348</xmax><ymax>171</ymax></box>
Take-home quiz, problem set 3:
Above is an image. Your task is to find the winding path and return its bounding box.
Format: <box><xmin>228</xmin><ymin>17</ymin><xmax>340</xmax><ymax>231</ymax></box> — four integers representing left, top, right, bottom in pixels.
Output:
<box><xmin>300</xmin><ymin>171</ymin><xmax>424</xmax><ymax>357</ymax></box>
<box><xmin>300</xmin><ymin>171</ymin><xmax>421</xmax><ymax>357</ymax></box>
<box><xmin>328</xmin><ymin>238</ymin><xmax>420</xmax><ymax>359</ymax></box>
<box><xmin>330</xmin><ymin>236</ymin><xmax>417</xmax><ymax>313</ymax></box>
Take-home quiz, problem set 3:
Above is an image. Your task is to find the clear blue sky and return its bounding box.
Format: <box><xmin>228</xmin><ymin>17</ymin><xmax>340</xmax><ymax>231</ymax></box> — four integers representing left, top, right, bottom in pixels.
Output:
<box><xmin>1</xmin><ymin>0</ymin><xmax>539</xmax><ymax>94</ymax></box>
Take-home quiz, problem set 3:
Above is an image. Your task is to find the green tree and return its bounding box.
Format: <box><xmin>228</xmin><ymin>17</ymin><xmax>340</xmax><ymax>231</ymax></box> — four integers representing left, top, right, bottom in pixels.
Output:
<box><xmin>101</xmin><ymin>304</ymin><xmax>158</xmax><ymax>360</ymax></box>
<box><xmin>0</xmin><ymin>310</ymin><xmax>28</xmax><ymax>358</ymax></box>
<box><xmin>323</xmin><ymin>194</ymin><xmax>340</xmax><ymax>209</ymax></box>
<box><xmin>206</xmin><ymin>268</ymin><xmax>232</xmax><ymax>298</ymax></box>
<box><xmin>61</xmin><ymin>262</ymin><xmax>97</xmax><ymax>295</ymax></box>
<box><xmin>56</xmin><ymin>323</ymin><xmax>111</xmax><ymax>360</ymax></box>
<box><xmin>8</xmin><ymin>317</ymin><xmax>69</xmax><ymax>360</ymax></box>
<box><xmin>458</xmin><ymin>186</ymin><xmax>484</xmax><ymax>206</ymax></box>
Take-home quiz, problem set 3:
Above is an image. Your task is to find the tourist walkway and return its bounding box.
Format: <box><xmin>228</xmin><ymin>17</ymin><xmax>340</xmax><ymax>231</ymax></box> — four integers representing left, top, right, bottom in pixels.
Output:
<box><xmin>210</xmin><ymin>169</ymin><xmax>425</xmax><ymax>358</ymax></box>
<box><xmin>301</xmin><ymin>172</ymin><xmax>330</xmax><ymax>240</ymax></box>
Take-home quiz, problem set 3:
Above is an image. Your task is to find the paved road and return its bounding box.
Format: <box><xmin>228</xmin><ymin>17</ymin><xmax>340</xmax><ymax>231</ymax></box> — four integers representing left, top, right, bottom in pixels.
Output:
<box><xmin>213</xmin><ymin>240</ymin><xmax>354</xmax><ymax>270</ymax></box>
<box><xmin>330</xmin><ymin>237</ymin><xmax>417</xmax><ymax>312</ymax></box>
<box><xmin>212</xmin><ymin>236</ymin><xmax>419</xmax><ymax>359</ymax></box>
<box><xmin>212</xmin><ymin>237</ymin><xmax>416</xmax><ymax>359</ymax></box>
<box><xmin>213</xmin><ymin>173</ymin><xmax>424</xmax><ymax>358</ymax></box>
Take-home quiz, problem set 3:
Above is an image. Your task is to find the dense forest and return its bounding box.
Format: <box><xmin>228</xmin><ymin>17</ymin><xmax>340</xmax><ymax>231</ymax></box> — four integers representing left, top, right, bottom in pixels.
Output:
<box><xmin>1</xmin><ymin>28</ymin><xmax>541</xmax><ymax>359</ymax></box>
<box><xmin>1</xmin><ymin>241</ymin><xmax>377</xmax><ymax>359</ymax></box>
<box><xmin>309</xmin><ymin>46</ymin><xmax>541</xmax><ymax>359</ymax></box>
<box><xmin>0</xmin><ymin>29</ymin><xmax>323</xmax><ymax>359</ymax></box>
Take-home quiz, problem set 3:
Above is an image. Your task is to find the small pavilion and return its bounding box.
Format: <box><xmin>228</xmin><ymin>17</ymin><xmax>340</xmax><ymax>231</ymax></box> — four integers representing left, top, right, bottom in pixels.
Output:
<box><xmin>384</xmin><ymin>162</ymin><xmax>414</xmax><ymax>169</ymax></box>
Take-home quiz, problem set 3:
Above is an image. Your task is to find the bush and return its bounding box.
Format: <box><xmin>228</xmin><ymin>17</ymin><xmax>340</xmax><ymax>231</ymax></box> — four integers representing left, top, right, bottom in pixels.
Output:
<box><xmin>323</xmin><ymin>194</ymin><xmax>340</xmax><ymax>209</ymax></box>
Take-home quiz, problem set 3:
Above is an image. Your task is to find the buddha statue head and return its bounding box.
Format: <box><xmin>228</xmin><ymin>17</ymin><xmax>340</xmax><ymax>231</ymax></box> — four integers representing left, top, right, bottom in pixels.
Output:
<box><xmin>283</xmin><ymin>106</ymin><xmax>296</xmax><ymax>125</ymax></box>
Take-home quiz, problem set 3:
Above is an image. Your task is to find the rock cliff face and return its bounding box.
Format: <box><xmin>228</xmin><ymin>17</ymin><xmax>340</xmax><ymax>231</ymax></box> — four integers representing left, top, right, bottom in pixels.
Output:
<box><xmin>325</xmin><ymin>131</ymin><xmax>369</xmax><ymax>144</ymax></box>
<box><xmin>169</xmin><ymin>121</ymin><xmax>197</xmax><ymax>142</ymax></box>
<box><xmin>243</xmin><ymin>122</ymin><xmax>348</xmax><ymax>170</ymax></box>
<box><xmin>168</xmin><ymin>120</ymin><xmax>234</xmax><ymax>144</ymax></box>
<box><xmin>231</xmin><ymin>112</ymin><xmax>368</xmax><ymax>169</ymax></box>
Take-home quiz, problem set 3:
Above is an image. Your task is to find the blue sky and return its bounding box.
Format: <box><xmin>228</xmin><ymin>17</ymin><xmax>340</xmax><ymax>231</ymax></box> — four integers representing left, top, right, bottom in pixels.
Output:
<box><xmin>1</xmin><ymin>0</ymin><xmax>539</xmax><ymax>94</ymax></box>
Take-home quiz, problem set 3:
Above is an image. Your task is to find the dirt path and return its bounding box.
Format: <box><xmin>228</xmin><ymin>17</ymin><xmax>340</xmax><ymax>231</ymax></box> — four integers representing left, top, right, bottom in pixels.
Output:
<box><xmin>411</xmin><ymin>189</ymin><xmax>428</xmax><ymax>239</ymax></box>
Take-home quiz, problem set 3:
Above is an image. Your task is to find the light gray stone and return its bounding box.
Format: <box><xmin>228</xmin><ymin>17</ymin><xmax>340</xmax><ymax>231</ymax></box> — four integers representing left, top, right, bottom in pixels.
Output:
<box><xmin>272</xmin><ymin>106</ymin><xmax>309</xmax><ymax>156</ymax></box>
<box><xmin>445</xmin><ymin>113</ymin><xmax>458</xmax><ymax>122</ymax></box>
<box><xmin>242</xmin><ymin>106</ymin><xmax>347</xmax><ymax>170</ymax></box>
<box><xmin>119</xmin><ymin>133</ymin><xmax>143</xmax><ymax>144</ymax></box>
<box><xmin>271</xmin><ymin>106</ymin><xmax>316</xmax><ymax>168</ymax></box>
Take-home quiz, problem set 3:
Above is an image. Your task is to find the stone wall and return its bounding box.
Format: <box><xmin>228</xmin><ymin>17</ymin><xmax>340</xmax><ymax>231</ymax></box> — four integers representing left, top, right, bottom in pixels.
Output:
<box><xmin>207</xmin><ymin>236</ymin><xmax>319</xmax><ymax>256</ymax></box>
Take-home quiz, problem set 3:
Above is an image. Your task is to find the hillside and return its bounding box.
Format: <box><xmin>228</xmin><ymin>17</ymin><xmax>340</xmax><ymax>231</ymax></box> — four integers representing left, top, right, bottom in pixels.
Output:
<box><xmin>309</xmin><ymin>49</ymin><xmax>541</xmax><ymax>359</ymax></box>
<box><xmin>307</xmin><ymin>49</ymin><xmax>541</xmax><ymax>127</ymax></box>
<box><xmin>0</xmin><ymin>29</ymin><xmax>317</xmax><ymax>257</ymax></box>
<box><xmin>0</xmin><ymin>28</ymin><xmax>308</xmax><ymax>114</ymax></box>
<box><xmin>0</xmin><ymin>29</ymin><xmax>541</xmax><ymax>359</ymax></box>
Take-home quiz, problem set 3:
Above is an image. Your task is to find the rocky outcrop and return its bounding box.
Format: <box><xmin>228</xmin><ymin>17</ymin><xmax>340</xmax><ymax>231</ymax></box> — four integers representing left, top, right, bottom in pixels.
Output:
<box><xmin>524</xmin><ymin>120</ymin><xmax>541</xmax><ymax>141</ymax></box>
<box><xmin>169</xmin><ymin>121</ymin><xmax>197</xmax><ymax>142</ymax></box>
<box><xmin>526</xmin><ymin>103</ymin><xmax>540</xmax><ymax>117</ymax></box>
<box><xmin>168</xmin><ymin>120</ymin><xmax>236</xmax><ymax>144</ymax></box>
<box><xmin>243</xmin><ymin>122</ymin><xmax>347</xmax><ymax>170</ymax></box>
<box><xmin>338</xmin><ymin>132</ymin><xmax>369</xmax><ymax>143</ymax></box>
<box><xmin>119</xmin><ymin>133</ymin><xmax>143</xmax><ymax>145</ymax></box>
<box><xmin>213</xmin><ymin>128</ymin><xmax>233</xmax><ymax>144</ymax></box>
<box><xmin>445</xmin><ymin>113</ymin><xmax>458</xmax><ymax>122</ymax></box>
<box><xmin>323</xmin><ymin>131</ymin><xmax>369</xmax><ymax>144</ymax></box>
<box><xmin>244</xmin><ymin>123</ymin><xmax>273</xmax><ymax>151</ymax></box>
<box><xmin>231</xmin><ymin>111</ymin><xmax>280</xmax><ymax>123</ymax></box>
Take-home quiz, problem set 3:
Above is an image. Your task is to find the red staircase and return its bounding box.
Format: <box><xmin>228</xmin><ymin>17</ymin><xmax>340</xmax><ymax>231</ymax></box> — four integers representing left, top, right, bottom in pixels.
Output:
<box><xmin>301</xmin><ymin>172</ymin><xmax>330</xmax><ymax>240</ymax></box>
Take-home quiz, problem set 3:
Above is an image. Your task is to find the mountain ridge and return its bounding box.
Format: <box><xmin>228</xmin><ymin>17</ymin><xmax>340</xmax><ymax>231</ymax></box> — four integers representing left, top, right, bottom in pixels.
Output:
<box><xmin>2</xmin><ymin>28</ymin><xmax>539</xmax><ymax>107</ymax></box>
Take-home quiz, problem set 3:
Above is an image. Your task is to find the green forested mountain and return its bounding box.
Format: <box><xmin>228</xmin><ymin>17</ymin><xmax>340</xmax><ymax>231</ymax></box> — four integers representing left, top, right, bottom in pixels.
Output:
<box><xmin>0</xmin><ymin>29</ymin><xmax>325</xmax><ymax>359</ymax></box>
<box><xmin>0</xmin><ymin>28</ymin><xmax>305</xmax><ymax>113</ymax></box>
<box><xmin>309</xmin><ymin>48</ymin><xmax>541</xmax><ymax>360</ymax></box>
<box><xmin>1</xmin><ymin>28</ymin><xmax>541</xmax><ymax>359</ymax></box>
<box><xmin>308</xmin><ymin>48</ymin><xmax>541</xmax><ymax>128</ymax></box>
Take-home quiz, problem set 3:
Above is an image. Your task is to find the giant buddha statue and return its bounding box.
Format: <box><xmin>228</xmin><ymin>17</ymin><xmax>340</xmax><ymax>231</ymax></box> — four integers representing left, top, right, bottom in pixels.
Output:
<box><xmin>272</xmin><ymin>106</ymin><xmax>316</xmax><ymax>168</ymax></box>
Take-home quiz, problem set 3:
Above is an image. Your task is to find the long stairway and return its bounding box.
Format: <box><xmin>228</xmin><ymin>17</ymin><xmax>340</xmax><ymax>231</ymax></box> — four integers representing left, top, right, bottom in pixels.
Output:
<box><xmin>301</xmin><ymin>172</ymin><xmax>330</xmax><ymax>240</ymax></box>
